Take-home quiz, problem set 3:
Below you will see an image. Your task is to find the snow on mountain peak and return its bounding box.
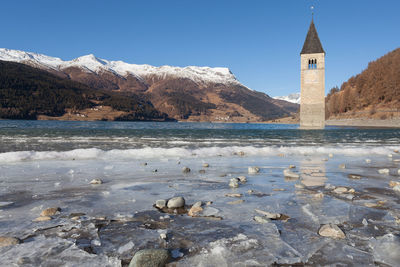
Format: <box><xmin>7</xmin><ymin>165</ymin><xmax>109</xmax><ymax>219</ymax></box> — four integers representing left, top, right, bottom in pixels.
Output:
<box><xmin>273</xmin><ymin>93</ymin><xmax>301</xmax><ymax>104</ymax></box>
<box><xmin>0</xmin><ymin>48</ymin><xmax>239</xmax><ymax>85</ymax></box>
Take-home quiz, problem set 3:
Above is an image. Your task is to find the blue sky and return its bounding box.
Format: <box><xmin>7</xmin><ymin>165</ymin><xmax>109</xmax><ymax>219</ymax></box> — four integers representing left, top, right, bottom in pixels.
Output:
<box><xmin>1</xmin><ymin>0</ymin><xmax>399</xmax><ymax>96</ymax></box>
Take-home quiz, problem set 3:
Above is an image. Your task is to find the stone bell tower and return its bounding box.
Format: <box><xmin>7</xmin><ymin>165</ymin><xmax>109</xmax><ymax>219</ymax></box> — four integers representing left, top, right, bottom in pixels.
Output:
<box><xmin>300</xmin><ymin>18</ymin><xmax>325</xmax><ymax>129</ymax></box>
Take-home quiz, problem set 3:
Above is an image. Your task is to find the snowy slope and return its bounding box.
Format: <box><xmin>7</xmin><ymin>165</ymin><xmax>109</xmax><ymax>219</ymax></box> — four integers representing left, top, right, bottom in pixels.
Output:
<box><xmin>0</xmin><ymin>48</ymin><xmax>239</xmax><ymax>85</ymax></box>
<box><xmin>273</xmin><ymin>93</ymin><xmax>300</xmax><ymax>104</ymax></box>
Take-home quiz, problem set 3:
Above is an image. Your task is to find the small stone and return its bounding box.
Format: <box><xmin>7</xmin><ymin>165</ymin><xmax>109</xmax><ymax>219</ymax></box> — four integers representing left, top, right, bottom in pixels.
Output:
<box><xmin>90</xmin><ymin>178</ymin><xmax>103</xmax><ymax>184</ymax></box>
<box><xmin>345</xmin><ymin>194</ymin><xmax>355</xmax><ymax>200</ymax></box>
<box><xmin>394</xmin><ymin>149</ymin><xmax>399</xmax><ymax>153</ymax></box>
<box><xmin>225</xmin><ymin>193</ymin><xmax>242</xmax><ymax>198</ymax></box>
<box><xmin>206</xmin><ymin>201</ymin><xmax>213</xmax><ymax>205</ymax></box>
<box><xmin>238</xmin><ymin>151</ymin><xmax>245</xmax><ymax>156</ymax></box>
<box><xmin>128</xmin><ymin>249</ymin><xmax>170</xmax><ymax>267</ymax></box>
<box><xmin>229</xmin><ymin>178</ymin><xmax>240</xmax><ymax>188</ymax></box>
<box><xmin>277</xmin><ymin>153</ymin><xmax>285</xmax><ymax>157</ymax></box>
<box><xmin>182</xmin><ymin>167</ymin><xmax>191</xmax><ymax>173</ymax></box>
<box><xmin>398</xmin><ymin>169</ymin><xmax>400</xmax><ymax>175</ymax></box>
<box><xmin>325</xmin><ymin>183</ymin><xmax>336</xmax><ymax>190</ymax></box>
<box><xmin>273</xmin><ymin>188</ymin><xmax>285</xmax><ymax>191</ymax></box>
<box><xmin>364</xmin><ymin>202</ymin><xmax>378</xmax><ymax>208</ymax></box>
<box><xmin>188</xmin><ymin>206</ymin><xmax>203</xmax><ymax>217</ymax></box>
<box><xmin>40</xmin><ymin>207</ymin><xmax>61</xmax><ymax>216</ymax></box>
<box><xmin>388</xmin><ymin>154</ymin><xmax>393</xmax><ymax>158</ymax></box>
<box><xmin>0</xmin><ymin>237</ymin><xmax>20</xmax><ymax>247</ymax></box>
<box><xmin>393</xmin><ymin>185</ymin><xmax>400</xmax><ymax>192</ymax></box>
<box><xmin>248</xmin><ymin>166</ymin><xmax>260</xmax><ymax>174</ymax></box>
<box><xmin>348</xmin><ymin>188</ymin><xmax>355</xmax><ymax>193</ymax></box>
<box><xmin>247</xmin><ymin>189</ymin><xmax>255</xmax><ymax>194</ymax></box>
<box><xmin>199</xmin><ymin>170</ymin><xmax>206</xmax><ymax>174</ymax></box>
<box><xmin>348</xmin><ymin>174</ymin><xmax>362</xmax><ymax>179</ymax></box>
<box><xmin>160</xmin><ymin>233</ymin><xmax>167</xmax><ymax>240</ymax></box>
<box><xmin>390</xmin><ymin>181</ymin><xmax>400</xmax><ymax>187</ymax></box>
<box><xmin>155</xmin><ymin>199</ymin><xmax>167</xmax><ymax>209</ymax></box>
<box><xmin>365</xmin><ymin>159</ymin><xmax>371</xmax><ymax>163</ymax></box>
<box><xmin>141</xmin><ymin>162</ymin><xmax>148</xmax><ymax>166</ymax></box>
<box><xmin>283</xmin><ymin>169</ymin><xmax>300</xmax><ymax>179</ymax></box>
<box><xmin>238</xmin><ymin>176</ymin><xmax>247</xmax><ymax>183</ymax></box>
<box><xmin>318</xmin><ymin>224</ymin><xmax>345</xmax><ymax>239</ymax></box>
<box><xmin>362</xmin><ymin>218</ymin><xmax>368</xmax><ymax>226</ymax></box>
<box><xmin>167</xmin><ymin>197</ymin><xmax>185</xmax><ymax>209</ymax></box>
<box><xmin>153</xmin><ymin>169</ymin><xmax>158</xmax><ymax>173</ymax></box>
<box><xmin>202</xmin><ymin>163</ymin><xmax>209</xmax><ymax>168</ymax></box>
<box><xmin>322</xmin><ymin>158</ymin><xmax>329</xmax><ymax>161</ymax></box>
<box><xmin>254</xmin><ymin>209</ymin><xmax>281</xmax><ymax>219</ymax></box>
<box><xmin>339</xmin><ymin>164</ymin><xmax>346</xmax><ymax>169</ymax></box>
<box><xmin>228</xmin><ymin>199</ymin><xmax>244</xmax><ymax>205</ymax></box>
<box><xmin>294</xmin><ymin>184</ymin><xmax>305</xmax><ymax>189</ymax></box>
<box><xmin>333</xmin><ymin>187</ymin><xmax>348</xmax><ymax>194</ymax></box>
<box><xmin>192</xmin><ymin>201</ymin><xmax>202</xmax><ymax>208</ymax></box>
<box><xmin>289</xmin><ymin>165</ymin><xmax>296</xmax><ymax>169</ymax></box>
<box><xmin>378</xmin><ymin>169</ymin><xmax>390</xmax><ymax>174</ymax></box>
<box><xmin>329</xmin><ymin>153</ymin><xmax>334</xmax><ymax>158</ymax></box>
<box><xmin>33</xmin><ymin>216</ymin><xmax>52</xmax><ymax>222</ymax></box>
<box><xmin>254</xmin><ymin>216</ymin><xmax>269</xmax><ymax>224</ymax></box>
<box><xmin>313</xmin><ymin>192</ymin><xmax>324</xmax><ymax>199</ymax></box>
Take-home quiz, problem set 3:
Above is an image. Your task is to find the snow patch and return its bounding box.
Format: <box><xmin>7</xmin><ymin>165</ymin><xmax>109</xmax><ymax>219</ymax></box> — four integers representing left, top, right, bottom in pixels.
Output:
<box><xmin>274</xmin><ymin>93</ymin><xmax>301</xmax><ymax>104</ymax></box>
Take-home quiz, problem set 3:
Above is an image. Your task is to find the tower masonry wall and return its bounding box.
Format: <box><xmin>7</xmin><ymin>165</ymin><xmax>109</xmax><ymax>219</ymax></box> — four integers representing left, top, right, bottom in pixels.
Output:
<box><xmin>300</xmin><ymin>52</ymin><xmax>325</xmax><ymax>129</ymax></box>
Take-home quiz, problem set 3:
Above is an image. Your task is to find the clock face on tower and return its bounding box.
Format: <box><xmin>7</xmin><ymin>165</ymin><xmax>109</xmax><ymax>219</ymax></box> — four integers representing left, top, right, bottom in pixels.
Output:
<box><xmin>304</xmin><ymin>70</ymin><xmax>318</xmax><ymax>84</ymax></box>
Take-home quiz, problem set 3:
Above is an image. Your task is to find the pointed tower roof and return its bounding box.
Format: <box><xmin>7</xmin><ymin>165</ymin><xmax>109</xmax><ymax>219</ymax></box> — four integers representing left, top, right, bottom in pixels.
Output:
<box><xmin>301</xmin><ymin>19</ymin><xmax>325</xmax><ymax>54</ymax></box>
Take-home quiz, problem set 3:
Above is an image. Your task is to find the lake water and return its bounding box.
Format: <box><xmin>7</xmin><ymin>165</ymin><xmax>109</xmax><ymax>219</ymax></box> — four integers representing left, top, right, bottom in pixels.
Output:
<box><xmin>0</xmin><ymin>121</ymin><xmax>399</xmax><ymax>266</ymax></box>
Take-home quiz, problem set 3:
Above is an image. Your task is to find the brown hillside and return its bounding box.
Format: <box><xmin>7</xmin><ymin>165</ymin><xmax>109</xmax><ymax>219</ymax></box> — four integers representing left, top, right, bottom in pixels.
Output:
<box><xmin>326</xmin><ymin>48</ymin><xmax>400</xmax><ymax>119</ymax></box>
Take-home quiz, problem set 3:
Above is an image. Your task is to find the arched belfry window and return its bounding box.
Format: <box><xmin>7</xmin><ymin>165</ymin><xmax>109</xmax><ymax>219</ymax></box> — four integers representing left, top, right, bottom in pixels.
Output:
<box><xmin>308</xmin><ymin>59</ymin><xmax>317</xmax><ymax>69</ymax></box>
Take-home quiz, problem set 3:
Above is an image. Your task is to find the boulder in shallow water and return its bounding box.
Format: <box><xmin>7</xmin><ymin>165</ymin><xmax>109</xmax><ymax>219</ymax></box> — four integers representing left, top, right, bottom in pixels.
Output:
<box><xmin>182</xmin><ymin>167</ymin><xmax>191</xmax><ymax>173</ymax></box>
<box><xmin>167</xmin><ymin>197</ymin><xmax>185</xmax><ymax>209</ymax></box>
<box><xmin>0</xmin><ymin>236</ymin><xmax>20</xmax><ymax>247</ymax></box>
<box><xmin>90</xmin><ymin>178</ymin><xmax>103</xmax><ymax>184</ymax></box>
<box><xmin>318</xmin><ymin>224</ymin><xmax>345</xmax><ymax>239</ymax></box>
<box><xmin>248</xmin><ymin>166</ymin><xmax>260</xmax><ymax>174</ymax></box>
<box><xmin>40</xmin><ymin>207</ymin><xmax>61</xmax><ymax>216</ymax></box>
<box><xmin>378</xmin><ymin>169</ymin><xmax>390</xmax><ymax>174</ymax></box>
<box><xmin>129</xmin><ymin>249</ymin><xmax>170</xmax><ymax>267</ymax></box>
<box><xmin>283</xmin><ymin>169</ymin><xmax>299</xmax><ymax>179</ymax></box>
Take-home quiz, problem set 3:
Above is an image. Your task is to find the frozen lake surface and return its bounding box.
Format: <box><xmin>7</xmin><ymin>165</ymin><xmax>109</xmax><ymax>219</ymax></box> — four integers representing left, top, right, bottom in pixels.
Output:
<box><xmin>0</xmin><ymin>121</ymin><xmax>399</xmax><ymax>266</ymax></box>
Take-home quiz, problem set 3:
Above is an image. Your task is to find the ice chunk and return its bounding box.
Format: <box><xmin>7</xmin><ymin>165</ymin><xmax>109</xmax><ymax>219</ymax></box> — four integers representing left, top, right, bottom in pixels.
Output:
<box><xmin>369</xmin><ymin>234</ymin><xmax>400</xmax><ymax>266</ymax></box>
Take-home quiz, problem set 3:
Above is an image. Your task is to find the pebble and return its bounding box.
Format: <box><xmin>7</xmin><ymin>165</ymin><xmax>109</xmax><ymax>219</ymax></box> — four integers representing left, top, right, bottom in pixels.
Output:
<box><xmin>155</xmin><ymin>199</ymin><xmax>167</xmax><ymax>209</ymax></box>
<box><xmin>202</xmin><ymin>163</ymin><xmax>209</xmax><ymax>168</ymax></box>
<box><xmin>398</xmin><ymin>169</ymin><xmax>400</xmax><ymax>175</ymax></box>
<box><xmin>394</xmin><ymin>149</ymin><xmax>399</xmax><ymax>153</ymax></box>
<box><xmin>348</xmin><ymin>188</ymin><xmax>355</xmax><ymax>193</ymax></box>
<box><xmin>167</xmin><ymin>197</ymin><xmax>185</xmax><ymax>209</ymax></box>
<box><xmin>294</xmin><ymin>184</ymin><xmax>305</xmax><ymax>189</ymax></box>
<box><xmin>33</xmin><ymin>216</ymin><xmax>52</xmax><ymax>222</ymax></box>
<box><xmin>238</xmin><ymin>151</ymin><xmax>245</xmax><ymax>156</ymax></box>
<box><xmin>393</xmin><ymin>185</ymin><xmax>400</xmax><ymax>192</ymax></box>
<box><xmin>365</xmin><ymin>159</ymin><xmax>371</xmax><ymax>163</ymax></box>
<box><xmin>229</xmin><ymin>178</ymin><xmax>240</xmax><ymax>188</ymax></box>
<box><xmin>322</xmin><ymin>158</ymin><xmax>329</xmax><ymax>161</ymax></box>
<box><xmin>390</xmin><ymin>181</ymin><xmax>400</xmax><ymax>187</ymax></box>
<box><xmin>329</xmin><ymin>153</ymin><xmax>334</xmax><ymax>158</ymax></box>
<box><xmin>238</xmin><ymin>176</ymin><xmax>247</xmax><ymax>183</ymax></box>
<box><xmin>313</xmin><ymin>192</ymin><xmax>324</xmax><ymax>199</ymax></box>
<box><xmin>273</xmin><ymin>188</ymin><xmax>285</xmax><ymax>191</ymax></box>
<box><xmin>254</xmin><ymin>209</ymin><xmax>281</xmax><ymax>219</ymax></box>
<box><xmin>283</xmin><ymin>169</ymin><xmax>300</xmax><ymax>179</ymax></box>
<box><xmin>199</xmin><ymin>170</ymin><xmax>206</xmax><ymax>174</ymax></box>
<box><xmin>318</xmin><ymin>224</ymin><xmax>345</xmax><ymax>239</ymax></box>
<box><xmin>378</xmin><ymin>169</ymin><xmax>390</xmax><ymax>174</ymax></box>
<box><xmin>248</xmin><ymin>166</ymin><xmax>260</xmax><ymax>174</ymax></box>
<box><xmin>0</xmin><ymin>236</ymin><xmax>20</xmax><ymax>247</ymax></box>
<box><xmin>128</xmin><ymin>249</ymin><xmax>170</xmax><ymax>267</ymax></box>
<box><xmin>225</xmin><ymin>193</ymin><xmax>242</xmax><ymax>198</ymax></box>
<box><xmin>333</xmin><ymin>187</ymin><xmax>348</xmax><ymax>194</ymax></box>
<box><xmin>182</xmin><ymin>167</ymin><xmax>191</xmax><ymax>173</ymax></box>
<box><xmin>289</xmin><ymin>165</ymin><xmax>296</xmax><ymax>169</ymax></box>
<box><xmin>228</xmin><ymin>199</ymin><xmax>244</xmax><ymax>205</ymax></box>
<box><xmin>362</xmin><ymin>218</ymin><xmax>368</xmax><ymax>226</ymax></box>
<box><xmin>141</xmin><ymin>162</ymin><xmax>147</xmax><ymax>166</ymax></box>
<box><xmin>388</xmin><ymin>154</ymin><xmax>393</xmax><ymax>158</ymax></box>
<box><xmin>160</xmin><ymin>233</ymin><xmax>167</xmax><ymax>240</ymax></box>
<box><xmin>40</xmin><ymin>207</ymin><xmax>61</xmax><ymax>216</ymax></box>
<box><xmin>339</xmin><ymin>164</ymin><xmax>346</xmax><ymax>169</ymax></box>
<box><xmin>348</xmin><ymin>174</ymin><xmax>362</xmax><ymax>179</ymax></box>
<box><xmin>188</xmin><ymin>206</ymin><xmax>203</xmax><ymax>217</ymax></box>
<box><xmin>90</xmin><ymin>178</ymin><xmax>103</xmax><ymax>184</ymax></box>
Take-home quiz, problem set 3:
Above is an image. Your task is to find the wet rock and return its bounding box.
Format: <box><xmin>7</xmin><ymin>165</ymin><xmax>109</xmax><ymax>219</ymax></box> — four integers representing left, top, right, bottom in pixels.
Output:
<box><xmin>225</xmin><ymin>193</ymin><xmax>242</xmax><ymax>198</ymax></box>
<box><xmin>365</xmin><ymin>159</ymin><xmax>371</xmax><ymax>163</ymax></box>
<box><xmin>155</xmin><ymin>199</ymin><xmax>167</xmax><ymax>209</ymax></box>
<box><xmin>152</xmin><ymin>169</ymin><xmax>158</xmax><ymax>173</ymax></box>
<box><xmin>248</xmin><ymin>166</ymin><xmax>260</xmax><ymax>174</ymax></box>
<box><xmin>202</xmin><ymin>163</ymin><xmax>209</xmax><ymax>168</ymax></box>
<box><xmin>348</xmin><ymin>174</ymin><xmax>362</xmax><ymax>179</ymax></box>
<box><xmin>333</xmin><ymin>187</ymin><xmax>348</xmax><ymax>194</ymax></box>
<box><xmin>339</xmin><ymin>164</ymin><xmax>346</xmax><ymax>169</ymax></box>
<box><xmin>33</xmin><ymin>216</ymin><xmax>52</xmax><ymax>222</ymax></box>
<box><xmin>227</xmin><ymin>199</ymin><xmax>244</xmax><ymax>205</ymax></box>
<box><xmin>188</xmin><ymin>206</ymin><xmax>203</xmax><ymax>217</ymax></box>
<box><xmin>167</xmin><ymin>197</ymin><xmax>185</xmax><ymax>209</ymax></box>
<box><xmin>192</xmin><ymin>201</ymin><xmax>202</xmax><ymax>208</ymax></box>
<box><xmin>182</xmin><ymin>167</ymin><xmax>191</xmax><ymax>173</ymax></box>
<box><xmin>393</xmin><ymin>185</ymin><xmax>400</xmax><ymax>192</ymax></box>
<box><xmin>283</xmin><ymin>169</ymin><xmax>299</xmax><ymax>179</ymax></box>
<box><xmin>229</xmin><ymin>178</ymin><xmax>240</xmax><ymax>188</ymax></box>
<box><xmin>238</xmin><ymin>176</ymin><xmax>247</xmax><ymax>183</ymax></box>
<box><xmin>90</xmin><ymin>178</ymin><xmax>103</xmax><ymax>184</ymax></box>
<box><xmin>0</xmin><ymin>236</ymin><xmax>20</xmax><ymax>247</ymax></box>
<box><xmin>348</xmin><ymin>188</ymin><xmax>355</xmax><ymax>193</ymax></box>
<box><xmin>378</xmin><ymin>168</ymin><xmax>390</xmax><ymax>174</ymax></box>
<box><xmin>289</xmin><ymin>165</ymin><xmax>296</xmax><ymax>169</ymax></box>
<box><xmin>198</xmin><ymin>170</ymin><xmax>206</xmax><ymax>174</ymax></box>
<box><xmin>40</xmin><ymin>207</ymin><xmax>61</xmax><ymax>216</ymax></box>
<box><xmin>253</xmin><ymin>216</ymin><xmax>269</xmax><ymax>224</ymax></box>
<box><xmin>318</xmin><ymin>224</ymin><xmax>345</xmax><ymax>239</ymax></box>
<box><xmin>128</xmin><ymin>249</ymin><xmax>170</xmax><ymax>267</ymax></box>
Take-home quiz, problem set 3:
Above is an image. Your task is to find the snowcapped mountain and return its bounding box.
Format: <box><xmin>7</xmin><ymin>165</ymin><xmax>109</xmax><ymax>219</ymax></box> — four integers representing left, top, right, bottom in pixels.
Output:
<box><xmin>273</xmin><ymin>93</ymin><xmax>301</xmax><ymax>104</ymax></box>
<box><xmin>0</xmin><ymin>48</ymin><xmax>239</xmax><ymax>85</ymax></box>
